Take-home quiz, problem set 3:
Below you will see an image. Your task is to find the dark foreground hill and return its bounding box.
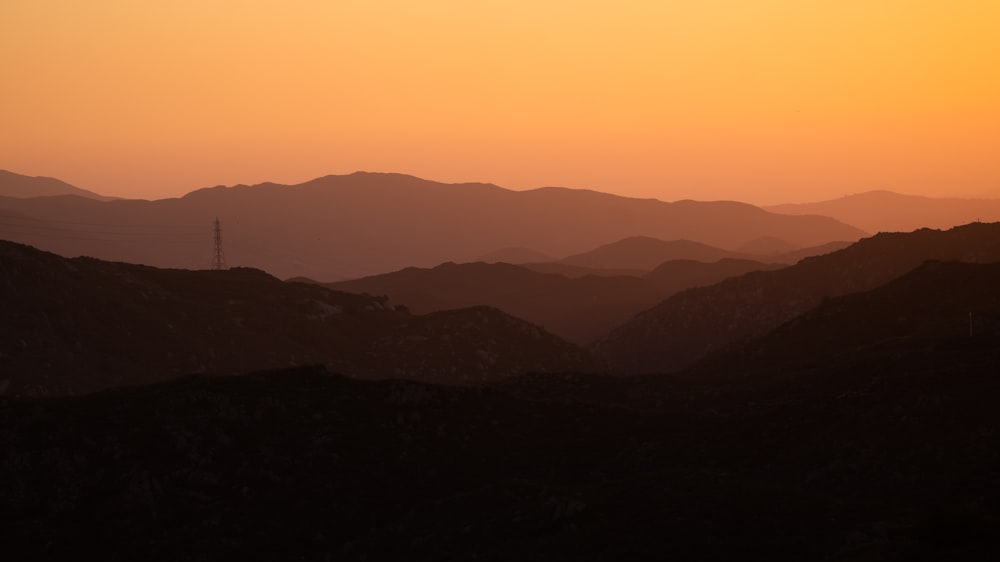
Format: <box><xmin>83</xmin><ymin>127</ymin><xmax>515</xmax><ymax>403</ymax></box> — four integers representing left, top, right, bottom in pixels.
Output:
<box><xmin>4</xmin><ymin>333</ymin><xmax>1000</xmax><ymax>561</ymax></box>
<box><xmin>0</xmin><ymin>241</ymin><xmax>596</xmax><ymax>397</ymax></box>
<box><xmin>596</xmin><ymin>222</ymin><xmax>1000</xmax><ymax>373</ymax></box>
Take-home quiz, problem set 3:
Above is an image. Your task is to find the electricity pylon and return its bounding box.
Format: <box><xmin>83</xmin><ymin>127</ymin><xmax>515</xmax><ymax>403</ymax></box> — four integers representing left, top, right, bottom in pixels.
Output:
<box><xmin>212</xmin><ymin>217</ymin><xmax>227</xmax><ymax>270</ymax></box>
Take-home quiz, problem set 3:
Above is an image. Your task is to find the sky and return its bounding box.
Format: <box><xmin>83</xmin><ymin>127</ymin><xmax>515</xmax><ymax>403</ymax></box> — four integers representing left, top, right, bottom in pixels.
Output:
<box><xmin>2</xmin><ymin>1</ymin><xmax>998</xmax><ymax>204</ymax></box>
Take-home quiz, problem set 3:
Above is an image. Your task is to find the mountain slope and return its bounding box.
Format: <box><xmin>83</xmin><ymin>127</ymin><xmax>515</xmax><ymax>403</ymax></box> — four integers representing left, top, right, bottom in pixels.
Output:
<box><xmin>0</xmin><ymin>241</ymin><xmax>596</xmax><ymax>397</ymax></box>
<box><xmin>328</xmin><ymin>261</ymin><xmax>668</xmax><ymax>344</ymax></box>
<box><xmin>596</xmin><ymin>222</ymin><xmax>1000</xmax><ymax>374</ymax></box>
<box><xmin>699</xmin><ymin>260</ymin><xmax>1000</xmax><ymax>374</ymax></box>
<box><xmin>767</xmin><ymin>190</ymin><xmax>1000</xmax><ymax>234</ymax></box>
<box><xmin>0</xmin><ymin>169</ymin><xmax>112</xmax><ymax>200</ymax></box>
<box><xmin>0</xmin><ymin>171</ymin><xmax>866</xmax><ymax>280</ymax></box>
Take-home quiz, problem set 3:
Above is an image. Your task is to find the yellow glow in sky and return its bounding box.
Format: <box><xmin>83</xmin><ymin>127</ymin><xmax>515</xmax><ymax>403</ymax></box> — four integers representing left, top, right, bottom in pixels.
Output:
<box><xmin>2</xmin><ymin>1</ymin><xmax>998</xmax><ymax>202</ymax></box>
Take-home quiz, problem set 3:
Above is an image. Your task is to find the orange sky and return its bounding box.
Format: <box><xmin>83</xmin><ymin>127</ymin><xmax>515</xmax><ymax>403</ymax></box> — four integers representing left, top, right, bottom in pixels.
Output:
<box><xmin>2</xmin><ymin>1</ymin><xmax>998</xmax><ymax>204</ymax></box>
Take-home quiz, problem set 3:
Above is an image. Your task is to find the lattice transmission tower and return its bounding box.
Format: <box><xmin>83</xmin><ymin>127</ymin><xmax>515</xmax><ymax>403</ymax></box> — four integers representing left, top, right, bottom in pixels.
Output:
<box><xmin>211</xmin><ymin>217</ymin><xmax>228</xmax><ymax>270</ymax></box>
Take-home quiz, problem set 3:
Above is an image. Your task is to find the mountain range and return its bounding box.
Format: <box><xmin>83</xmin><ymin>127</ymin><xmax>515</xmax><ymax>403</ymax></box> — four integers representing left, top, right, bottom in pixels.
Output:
<box><xmin>4</xmin><ymin>164</ymin><xmax>1000</xmax><ymax>559</ymax></box>
<box><xmin>0</xmin><ymin>170</ymin><xmax>865</xmax><ymax>280</ymax></box>
<box><xmin>4</xmin><ymin>252</ymin><xmax>1000</xmax><ymax>558</ymax></box>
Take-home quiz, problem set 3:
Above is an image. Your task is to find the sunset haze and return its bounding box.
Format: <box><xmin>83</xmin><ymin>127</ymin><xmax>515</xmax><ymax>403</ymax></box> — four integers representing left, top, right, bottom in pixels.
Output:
<box><xmin>3</xmin><ymin>1</ymin><xmax>998</xmax><ymax>202</ymax></box>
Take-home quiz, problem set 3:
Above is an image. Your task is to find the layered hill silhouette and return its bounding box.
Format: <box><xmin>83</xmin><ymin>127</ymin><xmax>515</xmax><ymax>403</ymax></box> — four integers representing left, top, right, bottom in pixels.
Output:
<box><xmin>596</xmin><ymin>222</ymin><xmax>1000</xmax><ymax>373</ymax></box>
<box><xmin>557</xmin><ymin>235</ymin><xmax>852</xmax><ymax>271</ymax></box>
<box><xmin>0</xmin><ymin>241</ymin><xmax>596</xmax><ymax>397</ymax></box>
<box><xmin>767</xmin><ymin>190</ymin><xmax>1000</xmax><ymax>234</ymax></box>
<box><xmin>0</xmin><ymin>169</ymin><xmax>112</xmax><ymax>200</ymax></box>
<box><xmin>0</xmin><ymin>171</ymin><xmax>865</xmax><ymax>280</ymax></box>
<box><xmin>328</xmin><ymin>262</ymin><xmax>668</xmax><ymax>344</ymax></box>
<box><xmin>329</xmin><ymin>257</ymin><xmax>785</xmax><ymax>344</ymax></box>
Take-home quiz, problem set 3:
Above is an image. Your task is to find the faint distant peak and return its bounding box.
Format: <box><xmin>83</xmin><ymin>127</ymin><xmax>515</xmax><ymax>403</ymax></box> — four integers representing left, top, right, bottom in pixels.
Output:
<box><xmin>766</xmin><ymin>190</ymin><xmax>1000</xmax><ymax>234</ymax></box>
<box><xmin>476</xmin><ymin>246</ymin><xmax>555</xmax><ymax>264</ymax></box>
<box><xmin>0</xmin><ymin>170</ymin><xmax>113</xmax><ymax>201</ymax></box>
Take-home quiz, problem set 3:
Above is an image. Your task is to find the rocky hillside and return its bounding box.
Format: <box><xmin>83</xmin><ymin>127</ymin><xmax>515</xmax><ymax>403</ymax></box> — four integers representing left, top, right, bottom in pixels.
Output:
<box><xmin>0</xmin><ymin>241</ymin><xmax>596</xmax><ymax>397</ymax></box>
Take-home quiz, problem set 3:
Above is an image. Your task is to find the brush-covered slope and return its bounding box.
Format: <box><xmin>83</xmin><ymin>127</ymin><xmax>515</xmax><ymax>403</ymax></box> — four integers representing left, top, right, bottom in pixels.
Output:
<box><xmin>0</xmin><ymin>172</ymin><xmax>866</xmax><ymax>280</ymax></box>
<box><xmin>0</xmin><ymin>241</ymin><xmax>596</xmax><ymax>397</ymax></box>
<box><xmin>5</xmin><ymin>338</ymin><xmax>1000</xmax><ymax>561</ymax></box>
<box><xmin>596</xmin><ymin>222</ymin><xmax>1000</xmax><ymax>374</ymax></box>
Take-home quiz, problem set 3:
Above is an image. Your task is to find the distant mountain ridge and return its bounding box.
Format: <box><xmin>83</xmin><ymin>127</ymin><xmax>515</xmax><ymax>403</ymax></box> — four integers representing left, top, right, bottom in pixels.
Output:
<box><xmin>595</xmin><ymin>222</ymin><xmax>1000</xmax><ymax>374</ymax></box>
<box><xmin>767</xmin><ymin>190</ymin><xmax>1000</xmax><ymax>234</ymax></box>
<box><xmin>0</xmin><ymin>169</ymin><xmax>112</xmax><ymax>200</ymax></box>
<box><xmin>555</xmin><ymin>235</ymin><xmax>851</xmax><ymax>271</ymax></box>
<box><xmin>0</xmin><ymin>171</ymin><xmax>866</xmax><ymax>280</ymax></box>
